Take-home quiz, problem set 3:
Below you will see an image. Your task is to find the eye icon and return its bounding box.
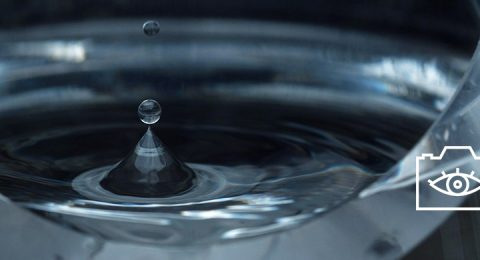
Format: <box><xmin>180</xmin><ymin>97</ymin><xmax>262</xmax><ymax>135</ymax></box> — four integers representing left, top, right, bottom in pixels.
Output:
<box><xmin>428</xmin><ymin>168</ymin><xmax>480</xmax><ymax>196</ymax></box>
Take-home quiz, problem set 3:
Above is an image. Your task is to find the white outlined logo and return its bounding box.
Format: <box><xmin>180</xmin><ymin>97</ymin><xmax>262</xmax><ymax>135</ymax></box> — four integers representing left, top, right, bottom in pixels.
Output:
<box><xmin>428</xmin><ymin>168</ymin><xmax>480</xmax><ymax>196</ymax></box>
<box><xmin>416</xmin><ymin>146</ymin><xmax>480</xmax><ymax>211</ymax></box>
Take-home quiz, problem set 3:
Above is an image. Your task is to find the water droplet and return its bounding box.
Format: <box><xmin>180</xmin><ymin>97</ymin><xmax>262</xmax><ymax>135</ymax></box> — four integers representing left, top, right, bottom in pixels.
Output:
<box><xmin>138</xmin><ymin>99</ymin><xmax>161</xmax><ymax>125</ymax></box>
<box><xmin>98</xmin><ymin>100</ymin><xmax>195</xmax><ymax>197</ymax></box>
<box><xmin>143</xmin><ymin>20</ymin><xmax>160</xmax><ymax>36</ymax></box>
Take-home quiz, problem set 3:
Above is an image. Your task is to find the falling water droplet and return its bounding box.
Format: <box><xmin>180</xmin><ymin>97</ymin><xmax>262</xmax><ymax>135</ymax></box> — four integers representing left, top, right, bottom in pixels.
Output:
<box><xmin>99</xmin><ymin>99</ymin><xmax>195</xmax><ymax>197</ymax></box>
<box><xmin>138</xmin><ymin>99</ymin><xmax>161</xmax><ymax>124</ymax></box>
<box><xmin>143</xmin><ymin>20</ymin><xmax>160</xmax><ymax>36</ymax></box>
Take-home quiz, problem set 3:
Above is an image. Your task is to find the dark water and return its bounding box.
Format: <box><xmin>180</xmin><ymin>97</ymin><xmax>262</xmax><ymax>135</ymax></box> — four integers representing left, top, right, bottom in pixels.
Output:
<box><xmin>0</xmin><ymin>20</ymin><xmax>463</xmax><ymax>244</ymax></box>
<box><xmin>0</xmin><ymin>96</ymin><xmax>434</xmax><ymax>244</ymax></box>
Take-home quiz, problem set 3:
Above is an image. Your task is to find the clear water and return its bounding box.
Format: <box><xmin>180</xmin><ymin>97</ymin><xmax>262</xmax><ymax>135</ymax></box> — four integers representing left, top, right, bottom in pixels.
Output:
<box><xmin>0</xmin><ymin>99</ymin><xmax>436</xmax><ymax>244</ymax></box>
<box><xmin>0</xmin><ymin>20</ymin><xmax>465</xmax><ymax>245</ymax></box>
<box><xmin>138</xmin><ymin>99</ymin><xmax>162</xmax><ymax>124</ymax></box>
<box><xmin>143</xmin><ymin>20</ymin><xmax>160</xmax><ymax>37</ymax></box>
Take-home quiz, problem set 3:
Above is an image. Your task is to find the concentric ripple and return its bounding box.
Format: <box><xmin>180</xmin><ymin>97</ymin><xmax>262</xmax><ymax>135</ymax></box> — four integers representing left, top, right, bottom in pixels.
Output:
<box><xmin>0</xmin><ymin>94</ymin><xmax>433</xmax><ymax>244</ymax></box>
<box><xmin>0</xmin><ymin>113</ymin><xmax>387</xmax><ymax>244</ymax></box>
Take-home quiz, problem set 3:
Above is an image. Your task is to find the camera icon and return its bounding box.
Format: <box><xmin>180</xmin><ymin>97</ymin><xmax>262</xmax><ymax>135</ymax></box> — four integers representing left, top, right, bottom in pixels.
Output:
<box><xmin>416</xmin><ymin>146</ymin><xmax>480</xmax><ymax>210</ymax></box>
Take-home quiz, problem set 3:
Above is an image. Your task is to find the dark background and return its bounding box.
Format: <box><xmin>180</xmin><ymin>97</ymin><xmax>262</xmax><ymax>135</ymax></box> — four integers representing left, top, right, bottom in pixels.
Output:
<box><xmin>0</xmin><ymin>0</ymin><xmax>478</xmax><ymax>53</ymax></box>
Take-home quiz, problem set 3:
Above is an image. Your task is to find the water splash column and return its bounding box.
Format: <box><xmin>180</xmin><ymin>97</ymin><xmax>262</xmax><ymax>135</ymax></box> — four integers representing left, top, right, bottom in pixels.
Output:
<box><xmin>100</xmin><ymin>99</ymin><xmax>196</xmax><ymax>197</ymax></box>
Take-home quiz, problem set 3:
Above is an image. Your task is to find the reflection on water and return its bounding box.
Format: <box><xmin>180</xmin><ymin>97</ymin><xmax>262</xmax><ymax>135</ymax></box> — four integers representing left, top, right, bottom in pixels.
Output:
<box><xmin>0</xmin><ymin>20</ymin><xmax>465</xmax><ymax>244</ymax></box>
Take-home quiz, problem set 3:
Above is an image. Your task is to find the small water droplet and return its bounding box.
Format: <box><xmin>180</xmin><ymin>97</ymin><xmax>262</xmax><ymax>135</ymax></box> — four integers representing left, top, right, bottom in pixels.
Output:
<box><xmin>138</xmin><ymin>99</ymin><xmax>161</xmax><ymax>125</ymax></box>
<box><xmin>143</xmin><ymin>20</ymin><xmax>160</xmax><ymax>36</ymax></box>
